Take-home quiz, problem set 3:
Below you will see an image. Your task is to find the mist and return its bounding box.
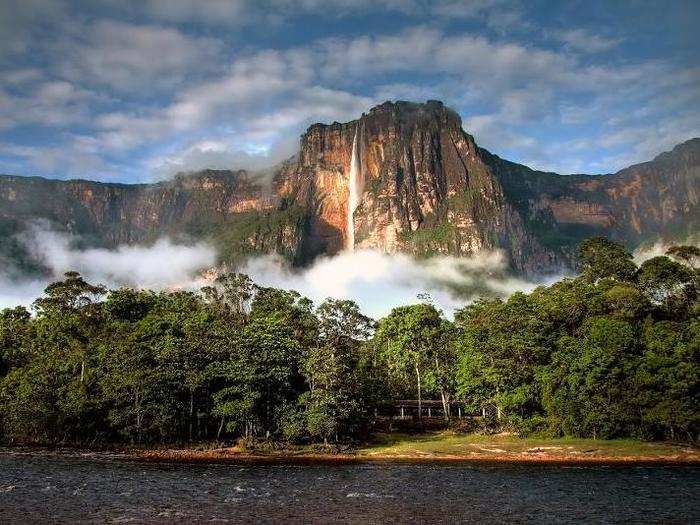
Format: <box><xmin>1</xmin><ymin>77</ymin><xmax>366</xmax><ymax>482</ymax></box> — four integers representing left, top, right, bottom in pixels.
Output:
<box><xmin>632</xmin><ymin>236</ymin><xmax>699</xmax><ymax>265</ymax></box>
<box><xmin>2</xmin><ymin>222</ymin><xmax>552</xmax><ymax>317</ymax></box>
<box><xmin>241</xmin><ymin>249</ymin><xmax>549</xmax><ymax>318</ymax></box>
<box><xmin>0</xmin><ymin>223</ymin><xmax>217</xmax><ymax>309</ymax></box>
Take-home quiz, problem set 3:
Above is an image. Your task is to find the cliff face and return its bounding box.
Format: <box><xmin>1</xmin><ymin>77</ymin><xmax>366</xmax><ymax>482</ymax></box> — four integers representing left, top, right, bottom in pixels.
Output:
<box><xmin>1</xmin><ymin>100</ymin><xmax>698</xmax><ymax>277</ymax></box>
<box><xmin>276</xmin><ymin>101</ymin><xmax>551</xmax><ymax>274</ymax></box>
<box><xmin>487</xmin><ymin>138</ymin><xmax>699</xmax><ymax>268</ymax></box>
<box><xmin>0</xmin><ymin>169</ymin><xmax>308</xmax><ymax>270</ymax></box>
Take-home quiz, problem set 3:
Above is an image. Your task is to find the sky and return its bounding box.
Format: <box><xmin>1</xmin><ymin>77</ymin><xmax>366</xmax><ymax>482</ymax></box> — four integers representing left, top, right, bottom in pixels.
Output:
<box><xmin>0</xmin><ymin>0</ymin><xmax>698</xmax><ymax>183</ymax></box>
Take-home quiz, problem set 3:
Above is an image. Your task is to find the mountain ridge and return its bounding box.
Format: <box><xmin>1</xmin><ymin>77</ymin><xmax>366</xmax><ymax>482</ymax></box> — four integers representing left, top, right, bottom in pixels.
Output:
<box><xmin>1</xmin><ymin>100</ymin><xmax>698</xmax><ymax>277</ymax></box>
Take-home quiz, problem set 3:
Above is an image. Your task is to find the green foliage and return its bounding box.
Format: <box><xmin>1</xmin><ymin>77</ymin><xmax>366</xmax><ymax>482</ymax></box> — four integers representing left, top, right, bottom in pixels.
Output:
<box><xmin>375</xmin><ymin>303</ymin><xmax>457</xmax><ymax>421</ymax></box>
<box><xmin>296</xmin><ymin>299</ymin><xmax>375</xmax><ymax>442</ymax></box>
<box><xmin>450</xmin><ymin>238</ymin><xmax>699</xmax><ymax>441</ymax></box>
<box><xmin>578</xmin><ymin>237</ymin><xmax>637</xmax><ymax>282</ymax></box>
<box><xmin>541</xmin><ymin>317</ymin><xmax>638</xmax><ymax>439</ymax></box>
<box><xmin>666</xmin><ymin>245</ymin><xmax>700</xmax><ymax>267</ymax></box>
<box><xmin>0</xmin><ymin>236</ymin><xmax>698</xmax><ymax>445</ymax></box>
<box><xmin>0</xmin><ymin>271</ymin><xmax>379</xmax><ymax>445</ymax></box>
<box><xmin>203</xmin><ymin>205</ymin><xmax>308</xmax><ymax>266</ymax></box>
<box><xmin>637</xmin><ymin>256</ymin><xmax>697</xmax><ymax>313</ymax></box>
<box><xmin>399</xmin><ymin>222</ymin><xmax>456</xmax><ymax>257</ymax></box>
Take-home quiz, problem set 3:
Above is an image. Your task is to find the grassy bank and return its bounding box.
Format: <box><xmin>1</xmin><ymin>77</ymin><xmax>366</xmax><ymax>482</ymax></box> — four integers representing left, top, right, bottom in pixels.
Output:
<box><xmin>356</xmin><ymin>432</ymin><xmax>699</xmax><ymax>462</ymax></box>
<box><xmin>124</xmin><ymin>432</ymin><xmax>700</xmax><ymax>465</ymax></box>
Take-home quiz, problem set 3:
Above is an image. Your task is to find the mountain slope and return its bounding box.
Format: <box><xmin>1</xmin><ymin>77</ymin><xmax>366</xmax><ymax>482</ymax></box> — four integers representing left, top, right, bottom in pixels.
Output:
<box><xmin>1</xmin><ymin>101</ymin><xmax>697</xmax><ymax>277</ymax></box>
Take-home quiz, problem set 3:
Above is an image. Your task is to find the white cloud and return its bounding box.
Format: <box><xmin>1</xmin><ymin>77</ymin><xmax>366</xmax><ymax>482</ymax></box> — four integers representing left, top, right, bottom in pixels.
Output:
<box><xmin>2</xmin><ymin>222</ymin><xmax>550</xmax><ymax>317</ymax></box>
<box><xmin>0</xmin><ymin>0</ymin><xmax>67</xmax><ymax>59</ymax></box>
<box><xmin>0</xmin><ymin>222</ymin><xmax>217</xmax><ymax>309</ymax></box>
<box><xmin>92</xmin><ymin>49</ymin><xmax>373</xmax><ymax>175</ymax></box>
<box><xmin>131</xmin><ymin>0</ymin><xmax>422</xmax><ymax>26</ymax></box>
<box><xmin>24</xmin><ymin>226</ymin><xmax>216</xmax><ymax>289</ymax></box>
<box><xmin>241</xmin><ymin>249</ymin><xmax>544</xmax><ymax>318</ymax></box>
<box><xmin>0</xmin><ymin>2</ymin><xmax>697</xmax><ymax>181</ymax></box>
<box><xmin>0</xmin><ymin>80</ymin><xmax>100</xmax><ymax>128</ymax></box>
<box><xmin>0</xmin><ymin>278</ymin><xmax>48</xmax><ymax>310</ymax></box>
<box><xmin>633</xmin><ymin>235</ymin><xmax>700</xmax><ymax>266</ymax></box>
<box><xmin>146</xmin><ymin>136</ymin><xmax>298</xmax><ymax>179</ymax></box>
<box><xmin>0</xmin><ymin>137</ymin><xmax>115</xmax><ymax>180</ymax></box>
<box><xmin>137</xmin><ymin>0</ymin><xmax>250</xmax><ymax>26</ymax></box>
<box><xmin>553</xmin><ymin>29</ymin><xmax>623</xmax><ymax>54</ymax></box>
<box><xmin>58</xmin><ymin>20</ymin><xmax>223</xmax><ymax>92</ymax></box>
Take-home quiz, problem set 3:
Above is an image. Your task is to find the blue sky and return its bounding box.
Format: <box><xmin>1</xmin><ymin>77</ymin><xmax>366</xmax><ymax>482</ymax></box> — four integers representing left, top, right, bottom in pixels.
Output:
<box><xmin>0</xmin><ymin>0</ymin><xmax>698</xmax><ymax>183</ymax></box>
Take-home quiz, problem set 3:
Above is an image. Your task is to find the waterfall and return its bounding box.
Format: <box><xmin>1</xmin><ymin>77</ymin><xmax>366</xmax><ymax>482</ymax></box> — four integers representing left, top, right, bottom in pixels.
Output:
<box><xmin>346</xmin><ymin>126</ymin><xmax>362</xmax><ymax>250</ymax></box>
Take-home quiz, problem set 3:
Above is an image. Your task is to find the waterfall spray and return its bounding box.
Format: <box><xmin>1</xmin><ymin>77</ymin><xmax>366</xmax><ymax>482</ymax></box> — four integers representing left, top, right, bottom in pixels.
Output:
<box><xmin>346</xmin><ymin>126</ymin><xmax>362</xmax><ymax>250</ymax></box>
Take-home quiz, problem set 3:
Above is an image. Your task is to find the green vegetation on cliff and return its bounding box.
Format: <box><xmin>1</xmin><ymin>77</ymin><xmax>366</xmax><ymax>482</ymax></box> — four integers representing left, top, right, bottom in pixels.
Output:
<box><xmin>194</xmin><ymin>203</ymin><xmax>310</xmax><ymax>266</ymax></box>
<box><xmin>399</xmin><ymin>221</ymin><xmax>457</xmax><ymax>256</ymax></box>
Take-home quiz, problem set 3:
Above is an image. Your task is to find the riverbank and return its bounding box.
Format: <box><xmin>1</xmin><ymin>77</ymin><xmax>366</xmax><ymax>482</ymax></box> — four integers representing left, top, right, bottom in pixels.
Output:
<box><xmin>3</xmin><ymin>432</ymin><xmax>697</xmax><ymax>465</ymax></box>
<box><xmin>128</xmin><ymin>432</ymin><xmax>699</xmax><ymax>465</ymax></box>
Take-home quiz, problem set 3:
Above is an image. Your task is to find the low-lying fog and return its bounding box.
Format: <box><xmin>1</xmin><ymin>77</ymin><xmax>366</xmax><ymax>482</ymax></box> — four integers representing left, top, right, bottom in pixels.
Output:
<box><xmin>1</xmin><ymin>222</ymin><xmax>568</xmax><ymax>317</ymax></box>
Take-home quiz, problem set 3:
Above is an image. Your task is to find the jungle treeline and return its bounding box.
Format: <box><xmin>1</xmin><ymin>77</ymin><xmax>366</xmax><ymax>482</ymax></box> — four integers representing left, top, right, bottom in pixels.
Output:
<box><xmin>0</xmin><ymin>238</ymin><xmax>698</xmax><ymax>445</ymax></box>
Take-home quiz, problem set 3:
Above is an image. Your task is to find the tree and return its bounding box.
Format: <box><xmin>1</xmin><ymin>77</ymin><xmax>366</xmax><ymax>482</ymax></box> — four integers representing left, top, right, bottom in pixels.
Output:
<box><xmin>100</xmin><ymin>296</ymin><xmax>179</xmax><ymax>444</ymax></box>
<box><xmin>455</xmin><ymin>293</ymin><xmax>552</xmax><ymax>429</ymax></box>
<box><xmin>1</xmin><ymin>235</ymin><xmax>697</xmax><ymax>447</ymax></box>
<box><xmin>0</xmin><ymin>306</ymin><xmax>31</xmax><ymax>377</ymax></box>
<box><xmin>299</xmin><ymin>299</ymin><xmax>374</xmax><ymax>443</ymax></box>
<box><xmin>1</xmin><ymin>274</ymin><xmax>110</xmax><ymax>443</ymax></box>
<box><xmin>666</xmin><ymin>245</ymin><xmax>700</xmax><ymax>268</ymax></box>
<box><xmin>375</xmin><ymin>303</ymin><xmax>444</xmax><ymax>421</ymax></box>
<box><xmin>578</xmin><ymin>237</ymin><xmax>637</xmax><ymax>282</ymax></box>
<box><xmin>603</xmin><ymin>283</ymin><xmax>650</xmax><ymax>320</ymax></box>
<box><xmin>201</xmin><ymin>272</ymin><xmax>254</xmax><ymax>323</ymax></box>
<box><xmin>541</xmin><ymin>316</ymin><xmax>638</xmax><ymax>438</ymax></box>
<box><xmin>33</xmin><ymin>271</ymin><xmax>106</xmax><ymax>315</ymax></box>
<box><xmin>634</xmin><ymin>319</ymin><xmax>699</xmax><ymax>441</ymax></box>
<box><xmin>211</xmin><ymin>315</ymin><xmax>300</xmax><ymax>439</ymax></box>
<box><xmin>637</xmin><ymin>256</ymin><xmax>697</xmax><ymax>313</ymax></box>
<box><xmin>150</xmin><ymin>292</ymin><xmax>221</xmax><ymax>442</ymax></box>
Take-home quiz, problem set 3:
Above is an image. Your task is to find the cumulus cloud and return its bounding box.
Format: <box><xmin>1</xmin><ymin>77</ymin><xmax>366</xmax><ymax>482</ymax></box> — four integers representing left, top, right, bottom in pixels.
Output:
<box><xmin>57</xmin><ymin>20</ymin><xmax>223</xmax><ymax>93</ymax></box>
<box><xmin>117</xmin><ymin>0</ymin><xmax>423</xmax><ymax>26</ymax></box>
<box><xmin>146</xmin><ymin>136</ymin><xmax>298</xmax><ymax>179</ymax></box>
<box><xmin>0</xmin><ymin>0</ymin><xmax>67</xmax><ymax>59</ymax></box>
<box><xmin>87</xmin><ymin>24</ymin><xmax>669</xmax><ymax>176</ymax></box>
<box><xmin>553</xmin><ymin>29</ymin><xmax>623</xmax><ymax>54</ymax></box>
<box><xmin>0</xmin><ymin>80</ymin><xmax>101</xmax><ymax>129</ymax></box>
<box><xmin>0</xmin><ymin>138</ymin><xmax>117</xmax><ymax>180</ymax></box>
<box><xmin>0</xmin><ymin>1</ymin><xmax>697</xmax><ymax>182</ymax></box>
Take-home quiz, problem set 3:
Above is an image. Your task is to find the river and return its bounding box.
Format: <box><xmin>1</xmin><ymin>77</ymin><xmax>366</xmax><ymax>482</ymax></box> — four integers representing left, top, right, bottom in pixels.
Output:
<box><xmin>1</xmin><ymin>451</ymin><xmax>698</xmax><ymax>523</ymax></box>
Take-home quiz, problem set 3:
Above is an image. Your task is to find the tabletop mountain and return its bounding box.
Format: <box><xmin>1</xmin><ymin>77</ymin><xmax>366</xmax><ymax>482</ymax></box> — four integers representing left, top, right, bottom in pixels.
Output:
<box><xmin>1</xmin><ymin>100</ymin><xmax>697</xmax><ymax>277</ymax></box>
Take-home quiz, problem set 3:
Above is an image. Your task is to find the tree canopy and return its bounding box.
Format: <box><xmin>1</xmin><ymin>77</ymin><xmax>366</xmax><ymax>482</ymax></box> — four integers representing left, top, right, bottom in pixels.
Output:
<box><xmin>1</xmin><ymin>239</ymin><xmax>698</xmax><ymax>445</ymax></box>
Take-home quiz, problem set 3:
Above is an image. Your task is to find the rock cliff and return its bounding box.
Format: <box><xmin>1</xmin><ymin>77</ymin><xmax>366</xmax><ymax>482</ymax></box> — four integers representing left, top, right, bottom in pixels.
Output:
<box><xmin>1</xmin><ymin>100</ymin><xmax>698</xmax><ymax>277</ymax></box>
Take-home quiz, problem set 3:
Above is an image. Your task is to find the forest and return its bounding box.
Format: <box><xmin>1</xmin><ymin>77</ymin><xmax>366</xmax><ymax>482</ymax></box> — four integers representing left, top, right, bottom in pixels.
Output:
<box><xmin>0</xmin><ymin>238</ymin><xmax>698</xmax><ymax>446</ymax></box>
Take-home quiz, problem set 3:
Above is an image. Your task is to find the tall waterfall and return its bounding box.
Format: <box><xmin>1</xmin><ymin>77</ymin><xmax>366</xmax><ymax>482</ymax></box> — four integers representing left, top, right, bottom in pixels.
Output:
<box><xmin>346</xmin><ymin>126</ymin><xmax>362</xmax><ymax>250</ymax></box>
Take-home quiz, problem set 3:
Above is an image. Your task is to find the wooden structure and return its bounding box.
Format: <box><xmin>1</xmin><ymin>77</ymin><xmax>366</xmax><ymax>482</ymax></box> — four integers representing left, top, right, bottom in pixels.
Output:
<box><xmin>385</xmin><ymin>400</ymin><xmax>475</xmax><ymax>420</ymax></box>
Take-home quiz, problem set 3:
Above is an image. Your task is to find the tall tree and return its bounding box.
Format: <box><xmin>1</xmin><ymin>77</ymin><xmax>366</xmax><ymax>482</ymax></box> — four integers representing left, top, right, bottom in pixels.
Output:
<box><xmin>666</xmin><ymin>245</ymin><xmax>700</xmax><ymax>268</ymax></box>
<box><xmin>637</xmin><ymin>256</ymin><xmax>697</xmax><ymax>314</ymax></box>
<box><xmin>578</xmin><ymin>237</ymin><xmax>637</xmax><ymax>282</ymax></box>
<box><xmin>375</xmin><ymin>303</ymin><xmax>444</xmax><ymax>421</ymax></box>
<box><xmin>300</xmin><ymin>299</ymin><xmax>374</xmax><ymax>442</ymax></box>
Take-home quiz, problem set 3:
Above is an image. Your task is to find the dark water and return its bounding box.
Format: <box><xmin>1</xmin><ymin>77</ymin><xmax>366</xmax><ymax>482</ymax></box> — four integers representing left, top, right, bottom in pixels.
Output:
<box><xmin>0</xmin><ymin>452</ymin><xmax>698</xmax><ymax>524</ymax></box>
